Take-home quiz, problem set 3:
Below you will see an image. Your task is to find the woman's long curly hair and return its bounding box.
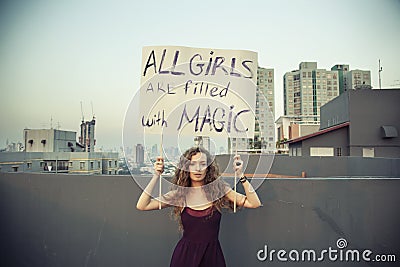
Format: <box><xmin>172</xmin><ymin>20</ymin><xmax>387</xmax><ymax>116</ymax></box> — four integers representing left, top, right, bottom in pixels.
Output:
<box><xmin>168</xmin><ymin>146</ymin><xmax>233</xmax><ymax>231</ymax></box>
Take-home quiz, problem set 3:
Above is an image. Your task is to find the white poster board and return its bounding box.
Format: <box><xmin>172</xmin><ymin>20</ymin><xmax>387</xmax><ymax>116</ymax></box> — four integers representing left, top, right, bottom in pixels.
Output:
<box><xmin>139</xmin><ymin>46</ymin><xmax>257</xmax><ymax>139</ymax></box>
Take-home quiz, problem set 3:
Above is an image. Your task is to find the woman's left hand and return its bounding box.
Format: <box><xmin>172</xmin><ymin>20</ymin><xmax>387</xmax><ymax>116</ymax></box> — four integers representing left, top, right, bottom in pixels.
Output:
<box><xmin>233</xmin><ymin>154</ymin><xmax>243</xmax><ymax>177</ymax></box>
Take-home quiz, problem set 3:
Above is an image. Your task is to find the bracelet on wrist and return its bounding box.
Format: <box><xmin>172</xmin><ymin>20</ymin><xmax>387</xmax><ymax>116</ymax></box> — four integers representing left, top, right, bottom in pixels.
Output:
<box><xmin>239</xmin><ymin>175</ymin><xmax>247</xmax><ymax>183</ymax></box>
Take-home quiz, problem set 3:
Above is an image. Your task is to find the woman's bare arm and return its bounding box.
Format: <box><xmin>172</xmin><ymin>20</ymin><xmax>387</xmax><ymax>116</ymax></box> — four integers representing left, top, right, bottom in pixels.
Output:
<box><xmin>225</xmin><ymin>181</ymin><xmax>261</xmax><ymax>208</ymax></box>
<box><xmin>225</xmin><ymin>155</ymin><xmax>261</xmax><ymax>209</ymax></box>
<box><xmin>136</xmin><ymin>157</ymin><xmax>171</xmax><ymax>211</ymax></box>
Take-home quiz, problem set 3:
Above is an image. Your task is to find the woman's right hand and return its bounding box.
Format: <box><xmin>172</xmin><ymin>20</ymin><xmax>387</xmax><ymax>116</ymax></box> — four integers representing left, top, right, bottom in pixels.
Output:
<box><xmin>154</xmin><ymin>156</ymin><xmax>164</xmax><ymax>176</ymax></box>
<box><xmin>233</xmin><ymin>154</ymin><xmax>243</xmax><ymax>174</ymax></box>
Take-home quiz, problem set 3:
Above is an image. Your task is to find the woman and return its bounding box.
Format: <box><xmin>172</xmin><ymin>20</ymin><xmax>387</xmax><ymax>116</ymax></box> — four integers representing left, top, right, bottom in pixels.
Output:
<box><xmin>136</xmin><ymin>146</ymin><xmax>261</xmax><ymax>267</ymax></box>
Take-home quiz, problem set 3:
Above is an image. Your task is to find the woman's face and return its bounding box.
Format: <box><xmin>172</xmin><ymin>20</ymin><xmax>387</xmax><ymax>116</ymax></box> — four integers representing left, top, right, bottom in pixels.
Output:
<box><xmin>188</xmin><ymin>152</ymin><xmax>207</xmax><ymax>186</ymax></box>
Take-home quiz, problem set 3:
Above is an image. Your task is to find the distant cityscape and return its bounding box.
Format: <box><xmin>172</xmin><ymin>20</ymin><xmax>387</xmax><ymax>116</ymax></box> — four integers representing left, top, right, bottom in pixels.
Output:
<box><xmin>1</xmin><ymin>61</ymin><xmax>399</xmax><ymax>176</ymax></box>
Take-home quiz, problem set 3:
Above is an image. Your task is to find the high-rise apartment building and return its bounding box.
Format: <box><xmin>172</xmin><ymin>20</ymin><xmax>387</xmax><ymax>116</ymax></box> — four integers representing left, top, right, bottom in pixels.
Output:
<box><xmin>331</xmin><ymin>64</ymin><xmax>371</xmax><ymax>93</ymax></box>
<box><xmin>194</xmin><ymin>136</ymin><xmax>211</xmax><ymax>152</ymax></box>
<box><xmin>347</xmin><ymin>69</ymin><xmax>371</xmax><ymax>90</ymax></box>
<box><xmin>135</xmin><ymin>144</ymin><xmax>144</xmax><ymax>165</ymax></box>
<box><xmin>79</xmin><ymin>117</ymin><xmax>96</xmax><ymax>152</ymax></box>
<box><xmin>256</xmin><ymin>67</ymin><xmax>275</xmax><ymax>152</ymax></box>
<box><xmin>229</xmin><ymin>67</ymin><xmax>275</xmax><ymax>153</ymax></box>
<box><xmin>284</xmin><ymin>62</ymin><xmax>339</xmax><ymax>118</ymax></box>
<box><xmin>330</xmin><ymin>64</ymin><xmax>349</xmax><ymax>94</ymax></box>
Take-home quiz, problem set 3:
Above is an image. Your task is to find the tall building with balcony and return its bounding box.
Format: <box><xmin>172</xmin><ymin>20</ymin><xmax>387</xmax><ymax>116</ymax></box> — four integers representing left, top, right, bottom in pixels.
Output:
<box><xmin>278</xmin><ymin>63</ymin><xmax>372</xmax><ymax>153</ymax></box>
<box><xmin>277</xmin><ymin>62</ymin><xmax>339</xmax><ymax>152</ymax></box>
<box><xmin>284</xmin><ymin>62</ymin><xmax>339</xmax><ymax>118</ymax></box>
<box><xmin>229</xmin><ymin>67</ymin><xmax>275</xmax><ymax>153</ymax></box>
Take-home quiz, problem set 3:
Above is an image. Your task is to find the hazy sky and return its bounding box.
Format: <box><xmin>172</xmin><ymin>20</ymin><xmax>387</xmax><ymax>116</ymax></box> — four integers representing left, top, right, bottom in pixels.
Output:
<box><xmin>1</xmin><ymin>0</ymin><xmax>399</xmax><ymax>150</ymax></box>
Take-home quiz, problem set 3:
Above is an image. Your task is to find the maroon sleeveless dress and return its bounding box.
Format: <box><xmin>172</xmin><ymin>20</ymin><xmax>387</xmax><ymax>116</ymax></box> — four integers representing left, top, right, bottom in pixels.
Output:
<box><xmin>170</xmin><ymin>206</ymin><xmax>226</xmax><ymax>267</ymax></box>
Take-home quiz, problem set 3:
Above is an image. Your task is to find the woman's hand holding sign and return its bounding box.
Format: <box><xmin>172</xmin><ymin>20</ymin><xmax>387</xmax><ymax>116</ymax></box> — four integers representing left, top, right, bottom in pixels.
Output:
<box><xmin>154</xmin><ymin>156</ymin><xmax>164</xmax><ymax>176</ymax></box>
<box><xmin>233</xmin><ymin>154</ymin><xmax>244</xmax><ymax>177</ymax></box>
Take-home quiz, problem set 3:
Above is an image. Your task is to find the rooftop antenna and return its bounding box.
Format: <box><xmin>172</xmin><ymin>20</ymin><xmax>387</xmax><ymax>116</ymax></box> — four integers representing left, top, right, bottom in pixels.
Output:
<box><xmin>378</xmin><ymin>59</ymin><xmax>383</xmax><ymax>89</ymax></box>
<box><xmin>50</xmin><ymin>116</ymin><xmax>53</xmax><ymax>129</ymax></box>
<box><xmin>91</xmin><ymin>101</ymin><xmax>95</xmax><ymax>119</ymax></box>
<box><xmin>80</xmin><ymin>101</ymin><xmax>84</xmax><ymax>122</ymax></box>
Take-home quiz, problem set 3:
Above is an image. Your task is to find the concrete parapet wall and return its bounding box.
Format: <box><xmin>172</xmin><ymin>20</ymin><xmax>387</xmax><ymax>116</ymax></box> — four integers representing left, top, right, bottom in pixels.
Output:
<box><xmin>1</xmin><ymin>173</ymin><xmax>399</xmax><ymax>266</ymax></box>
<box><xmin>216</xmin><ymin>154</ymin><xmax>400</xmax><ymax>178</ymax></box>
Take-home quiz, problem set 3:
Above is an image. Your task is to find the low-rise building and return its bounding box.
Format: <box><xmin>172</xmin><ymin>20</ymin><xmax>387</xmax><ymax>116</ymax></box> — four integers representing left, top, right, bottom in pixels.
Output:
<box><xmin>287</xmin><ymin>88</ymin><xmax>400</xmax><ymax>158</ymax></box>
<box><xmin>0</xmin><ymin>151</ymin><xmax>118</xmax><ymax>174</ymax></box>
<box><xmin>0</xmin><ymin>118</ymin><xmax>118</xmax><ymax>174</ymax></box>
<box><xmin>275</xmin><ymin>115</ymin><xmax>320</xmax><ymax>153</ymax></box>
<box><xmin>24</xmin><ymin>128</ymin><xmax>83</xmax><ymax>153</ymax></box>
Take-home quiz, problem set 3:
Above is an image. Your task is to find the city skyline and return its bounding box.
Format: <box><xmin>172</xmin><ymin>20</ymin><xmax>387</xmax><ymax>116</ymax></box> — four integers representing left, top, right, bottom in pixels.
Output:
<box><xmin>1</xmin><ymin>0</ymin><xmax>399</xmax><ymax>149</ymax></box>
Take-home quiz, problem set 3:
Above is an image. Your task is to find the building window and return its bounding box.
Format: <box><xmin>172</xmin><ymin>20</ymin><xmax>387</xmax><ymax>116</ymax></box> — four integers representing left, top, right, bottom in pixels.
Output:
<box><xmin>98</xmin><ymin>161</ymin><xmax>101</xmax><ymax>168</ymax></box>
<box><xmin>80</xmin><ymin>162</ymin><xmax>85</xmax><ymax>170</ymax></box>
<box><xmin>27</xmin><ymin>162</ymin><xmax>32</xmax><ymax>169</ymax></box>
<box><xmin>108</xmin><ymin>161</ymin><xmax>112</xmax><ymax>167</ymax></box>
<box><xmin>336</xmin><ymin>148</ymin><xmax>342</xmax><ymax>156</ymax></box>
<box><xmin>115</xmin><ymin>161</ymin><xmax>117</xmax><ymax>167</ymax></box>
<box><xmin>58</xmin><ymin>161</ymin><xmax>68</xmax><ymax>171</ymax></box>
<box><xmin>12</xmin><ymin>166</ymin><xmax>19</xmax><ymax>172</ymax></box>
<box><xmin>310</xmin><ymin>147</ymin><xmax>334</xmax><ymax>156</ymax></box>
<box><xmin>90</xmin><ymin>161</ymin><xmax>94</xmax><ymax>170</ymax></box>
<box><xmin>69</xmin><ymin>162</ymin><xmax>73</xmax><ymax>168</ymax></box>
<box><xmin>362</xmin><ymin>148</ymin><xmax>375</xmax><ymax>158</ymax></box>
